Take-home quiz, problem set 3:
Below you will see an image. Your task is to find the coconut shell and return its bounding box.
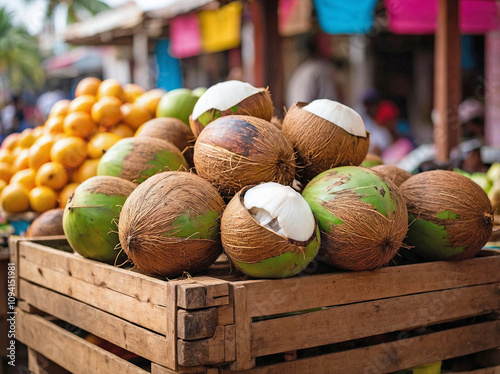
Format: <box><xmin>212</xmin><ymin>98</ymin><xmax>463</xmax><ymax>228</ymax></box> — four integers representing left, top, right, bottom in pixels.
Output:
<box><xmin>221</xmin><ymin>186</ymin><xmax>320</xmax><ymax>278</ymax></box>
<box><xmin>282</xmin><ymin>102</ymin><xmax>370</xmax><ymax>182</ymax></box>
<box><xmin>193</xmin><ymin>115</ymin><xmax>296</xmax><ymax>198</ymax></box>
<box><xmin>189</xmin><ymin>89</ymin><xmax>274</xmax><ymax>138</ymax></box>
<box><xmin>118</xmin><ymin>171</ymin><xmax>225</xmax><ymax>277</ymax></box>
<box><xmin>136</xmin><ymin>117</ymin><xmax>195</xmax><ymax>166</ymax></box>
<box><xmin>372</xmin><ymin>165</ymin><xmax>412</xmax><ymax>187</ymax></box>
<box><xmin>400</xmin><ymin>170</ymin><xmax>494</xmax><ymax>260</ymax></box>
<box><xmin>26</xmin><ymin>208</ymin><xmax>65</xmax><ymax>238</ymax></box>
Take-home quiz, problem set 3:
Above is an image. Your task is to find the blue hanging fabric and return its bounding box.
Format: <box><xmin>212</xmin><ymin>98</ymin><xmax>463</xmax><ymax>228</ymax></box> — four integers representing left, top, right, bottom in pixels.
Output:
<box><xmin>313</xmin><ymin>0</ymin><xmax>378</xmax><ymax>34</ymax></box>
<box><xmin>155</xmin><ymin>39</ymin><xmax>183</xmax><ymax>91</ymax></box>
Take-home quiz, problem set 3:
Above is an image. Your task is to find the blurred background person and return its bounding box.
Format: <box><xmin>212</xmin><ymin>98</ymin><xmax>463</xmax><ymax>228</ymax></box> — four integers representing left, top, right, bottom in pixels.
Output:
<box><xmin>1</xmin><ymin>94</ymin><xmax>23</xmax><ymax>141</ymax></box>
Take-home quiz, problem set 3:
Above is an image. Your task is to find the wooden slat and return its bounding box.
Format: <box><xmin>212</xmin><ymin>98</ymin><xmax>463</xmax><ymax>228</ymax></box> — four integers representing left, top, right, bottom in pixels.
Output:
<box><xmin>251</xmin><ymin>284</ymin><xmax>500</xmax><ymax>357</ymax></box>
<box><xmin>177</xmin><ymin>308</ymin><xmax>218</xmax><ymax>340</ymax></box>
<box><xmin>227</xmin><ymin>321</ymin><xmax>500</xmax><ymax>374</ymax></box>
<box><xmin>177</xmin><ymin>277</ymin><xmax>230</xmax><ymax>310</ymax></box>
<box><xmin>8</xmin><ymin>237</ymin><xmax>20</xmax><ymax>298</ymax></box>
<box><xmin>165</xmin><ymin>282</ymin><xmax>178</xmax><ymax>370</ymax></box>
<box><xmin>230</xmin><ymin>285</ymin><xmax>254</xmax><ymax>371</ymax></box>
<box><xmin>20</xmin><ymin>280</ymin><xmax>172</xmax><ymax>367</ymax></box>
<box><xmin>18</xmin><ymin>310</ymin><xmax>149</xmax><ymax>374</ymax></box>
<box><xmin>177</xmin><ymin>326</ymin><xmax>226</xmax><ymax>367</ymax></box>
<box><xmin>241</xmin><ymin>255</ymin><xmax>500</xmax><ymax>317</ymax></box>
<box><xmin>19</xmin><ymin>256</ymin><xmax>168</xmax><ymax>334</ymax></box>
<box><xmin>28</xmin><ymin>348</ymin><xmax>70</xmax><ymax>374</ymax></box>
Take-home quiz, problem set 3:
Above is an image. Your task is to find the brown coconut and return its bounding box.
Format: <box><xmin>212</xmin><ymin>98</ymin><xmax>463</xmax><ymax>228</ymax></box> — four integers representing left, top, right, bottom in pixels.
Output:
<box><xmin>372</xmin><ymin>165</ymin><xmax>412</xmax><ymax>187</ymax></box>
<box><xmin>26</xmin><ymin>208</ymin><xmax>64</xmax><ymax>238</ymax></box>
<box><xmin>136</xmin><ymin>117</ymin><xmax>195</xmax><ymax>166</ymax></box>
<box><xmin>189</xmin><ymin>88</ymin><xmax>274</xmax><ymax>138</ymax></box>
<box><xmin>282</xmin><ymin>102</ymin><xmax>370</xmax><ymax>182</ymax></box>
<box><xmin>118</xmin><ymin>171</ymin><xmax>225</xmax><ymax>277</ymax></box>
<box><xmin>193</xmin><ymin>115</ymin><xmax>296</xmax><ymax>198</ymax></box>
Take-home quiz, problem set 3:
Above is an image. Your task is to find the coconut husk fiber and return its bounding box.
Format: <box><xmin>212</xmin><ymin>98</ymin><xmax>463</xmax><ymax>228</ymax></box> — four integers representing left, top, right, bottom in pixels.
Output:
<box><xmin>371</xmin><ymin>165</ymin><xmax>412</xmax><ymax>187</ymax></box>
<box><xmin>193</xmin><ymin>115</ymin><xmax>296</xmax><ymax>198</ymax></box>
<box><xmin>282</xmin><ymin>102</ymin><xmax>370</xmax><ymax>182</ymax></box>
<box><xmin>400</xmin><ymin>170</ymin><xmax>494</xmax><ymax>260</ymax></box>
<box><xmin>118</xmin><ymin>171</ymin><xmax>225</xmax><ymax>277</ymax></box>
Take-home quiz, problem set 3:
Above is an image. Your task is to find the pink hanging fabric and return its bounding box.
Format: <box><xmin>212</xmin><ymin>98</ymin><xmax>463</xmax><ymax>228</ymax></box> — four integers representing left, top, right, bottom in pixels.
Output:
<box><xmin>170</xmin><ymin>13</ymin><xmax>202</xmax><ymax>59</ymax></box>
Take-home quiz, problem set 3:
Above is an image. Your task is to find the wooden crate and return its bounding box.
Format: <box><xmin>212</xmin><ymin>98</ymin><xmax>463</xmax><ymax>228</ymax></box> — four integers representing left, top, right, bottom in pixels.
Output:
<box><xmin>10</xmin><ymin>237</ymin><xmax>500</xmax><ymax>374</ymax></box>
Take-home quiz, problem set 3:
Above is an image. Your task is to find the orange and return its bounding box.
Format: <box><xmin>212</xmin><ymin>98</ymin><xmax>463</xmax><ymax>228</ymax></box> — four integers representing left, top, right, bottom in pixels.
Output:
<box><xmin>91</xmin><ymin>96</ymin><xmax>122</xmax><ymax>129</ymax></box>
<box><xmin>2</xmin><ymin>133</ymin><xmax>20</xmax><ymax>152</ymax></box>
<box><xmin>35</xmin><ymin>162</ymin><xmax>68</xmax><ymax>190</ymax></box>
<box><xmin>12</xmin><ymin>149</ymin><xmax>30</xmax><ymax>172</ymax></box>
<box><xmin>29</xmin><ymin>186</ymin><xmax>58</xmax><ymax>213</ymax></box>
<box><xmin>120</xmin><ymin>103</ymin><xmax>152</xmax><ymax>131</ymax></box>
<box><xmin>75</xmin><ymin>77</ymin><xmax>101</xmax><ymax>97</ymax></box>
<box><xmin>0</xmin><ymin>149</ymin><xmax>15</xmax><ymax>164</ymax></box>
<box><xmin>123</xmin><ymin>83</ymin><xmax>146</xmax><ymax>103</ymax></box>
<box><xmin>59</xmin><ymin>182</ymin><xmax>79</xmax><ymax>208</ymax></box>
<box><xmin>87</xmin><ymin>132</ymin><xmax>121</xmax><ymax>159</ymax></box>
<box><xmin>50</xmin><ymin>137</ymin><xmax>88</xmax><ymax>169</ymax></box>
<box><xmin>17</xmin><ymin>128</ymin><xmax>37</xmax><ymax>149</ymax></box>
<box><xmin>97</xmin><ymin>78</ymin><xmax>125</xmax><ymax>101</ymax></box>
<box><xmin>28</xmin><ymin>135</ymin><xmax>56</xmax><ymax>170</ymax></box>
<box><xmin>68</xmin><ymin>95</ymin><xmax>96</xmax><ymax>114</ymax></box>
<box><xmin>71</xmin><ymin>159</ymin><xmax>99</xmax><ymax>183</ymax></box>
<box><xmin>134</xmin><ymin>89</ymin><xmax>165</xmax><ymax>114</ymax></box>
<box><xmin>32</xmin><ymin>125</ymin><xmax>44</xmax><ymax>139</ymax></box>
<box><xmin>0</xmin><ymin>180</ymin><xmax>7</xmax><ymax>194</ymax></box>
<box><xmin>63</xmin><ymin>111</ymin><xmax>97</xmax><ymax>139</ymax></box>
<box><xmin>0</xmin><ymin>183</ymin><xmax>30</xmax><ymax>213</ymax></box>
<box><xmin>10</xmin><ymin>168</ymin><xmax>36</xmax><ymax>190</ymax></box>
<box><xmin>109</xmin><ymin>123</ymin><xmax>135</xmax><ymax>138</ymax></box>
<box><xmin>44</xmin><ymin>115</ymin><xmax>65</xmax><ymax>135</ymax></box>
<box><xmin>49</xmin><ymin>99</ymin><xmax>71</xmax><ymax>118</ymax></box>
<box><xmin>0</xmin><ymin>162</ymin><xmax>13</xmax><ymax>183</ymax></box>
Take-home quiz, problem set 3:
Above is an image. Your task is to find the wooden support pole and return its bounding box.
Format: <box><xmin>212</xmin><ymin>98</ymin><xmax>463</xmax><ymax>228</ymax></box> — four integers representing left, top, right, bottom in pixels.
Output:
<box><xmin>251</xmin><ymin>0</ymin><xmax>284</xmax><ymax>117</ymax></box>
<box><xmin>133</xmin><ymin>29</ymin><xmax>150</xmax><ymax>90</ymax></box>
<box><xmin>433</xmin><ymin>0</ymin><xmax>462</xmax><ymax>162</ymax></box>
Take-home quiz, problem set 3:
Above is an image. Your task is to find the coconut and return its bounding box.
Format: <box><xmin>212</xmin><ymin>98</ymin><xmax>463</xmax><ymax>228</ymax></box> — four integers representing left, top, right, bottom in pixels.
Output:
<box><xmin>361</xmin><ymin>153</ymin><xmax>383</xmax><ymax>167</ymax></box>
<box><xmin>135</xmin><ymin>117</ymin><xmax>195</xmax><ymax>166</ymax></box>
<box><xmin>302</xmin><ymin>166</ymin><xmax>408</xmax><ymax>271</ymax></box>
<box><xmin>26</xmin><ymin>208</ymin><xmax>64</xmax><ymax>238</ymax></box>
<box><xmin>282</xmin><ymin>100</ymin><xmax>370</xmax><ymax>182</ymax></box>
<box><xmin>156</xmin><ymin>88</ymin><xmax>199</xmax><ymax>125</ymax></box>
<box><xmin>489</xmin><ymin>180</ymin><xmax>500</xmax><ymax>215</ymax></box>
<box><xmin>193</xmin><ymin>115</ymin><xmax>296</xmax><ymax>198</ymax></box>
<box><xmin>371</xmin><ymin>165</ymin><xmax>412</xmax><ymax>187</ymax></box>
<box><xmin>63</xmin><ymin>176</ymin><xmax>136</xmax><ymax>264</ymax></box>
<box><xmin>97</xmin><ymin>137</ymin><xmax>189</xmax><ymax>184</ymax></box>
<box><xmin>118</xmin><ymin>171</ymin><xmax>225</xmax><ymax>277</ymax></box>
<box><xmin>400</xmin><ymin>170</ymin><xmax>494</xmax><ymax>260</ymax></box>
<box><xmin>189</xmin><ymin>80</ymin><xmax>274</xmax><ymax>138</ymax></box>
<box><xmin>221</xmin><ymin>183</ymin><xmax>320</xmax><ymax>278</ymax></box>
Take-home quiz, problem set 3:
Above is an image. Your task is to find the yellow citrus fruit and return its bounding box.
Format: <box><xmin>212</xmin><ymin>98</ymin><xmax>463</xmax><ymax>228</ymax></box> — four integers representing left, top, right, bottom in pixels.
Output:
<box><xmin>134</xmin><ymin>89</ymin><xmax>164</xmax><ymax>114</ymax></box>
<box><xmin>17</xmin><ymin>128</ymin><xmax>37</xmax><ymax>149</ymax></box>
<box><xmin>120</xmin><ymin>103</ymin><xmax>152</xmax><ymax>131</ymax></box>
<box><xmin>29</xmin><ymin>186</ymin><xmax>58</xmax><ymax>213</ymax></box>
<box><xmin>87</xmin><ymin>132</ymin><xmax>121</xmax><ymax>159</ymax></box>
<box><xmin>123</xmin><ymin>83</ymin><xmax>146</xmax><ymax>103</ymax></box>
<box><xmin>28</xmin><ymin>135</ymin><xmax>56</xmax><ymax>171</ymax></box>
<box><xmin>59</xmin><ymin>182</ymin><xmax>79</xmax><ymax>208</ymax></box>
<box><xmin>109</xmin><ymin>123</ymin><xmax>135</xmax><ymax>138</ymax></box>
<box><xmin>91</xmin><ymin>96</ymin><xmax>122</xmax><ymax>129</ymax></box>
<box><xmin>32</xmin><ymin>125</ymin><xmax>44</xmax><ymax>139</ymax></box>
<box><xmin>63</xmin><ymin>111</ymin><xmax>97</xmax><ymax>139</ymax></box>
<box><xmin>44</xmin><ymin>115</ymin><xmax>65</xmax><ymax>135</ymax></box>
<box><xmin>50</xmin><ymin>137</ymin><xmax>88</xmax><ymax>169</ymax></box>
<box><xmin>97</xmin><ymin>78</ymin><xmax>125</xmax><ymax>101</ymax></box>
<box><xmin>0</xmin><ymin>149</ymin><xmax>15</xmax><ymax>164</ymax></box>
<box><xmin>10</xmin><ymin>168</ymin><xmax>36</xmax><ymax>190</ymax></box>
<box><xmin>1</xmin><ymin>183</ymin><xmax>30</xmax><ymax>213</ymax></box>
<box><xmin>68</xmin><ymin>95</ymin><xmax>96</xmax><ymax>114</ymax></box>
<box><xmin>2</xmin><ymin>133</ymin><xmax>20</xmax><ymax>152</ymax></box>
<box><xmin>71</xmin><ymin>159</ymin><xmax>99</xmax><ymax>183</ymax></box>
<box><xmin>49</xmin><ymin>99</ymin><xmax>71</xmax><ymax>118</ymax></box>
<box><xmin>0</xmin><ymin>162</ymin><xmax>13</xmax><ymax>183</ymax></box>
<box><xmin>75</xmin><ymin>77</ymin><xmax>101</xmax><ymax>97</ymax></box>
<box><xmin>0</xmin><ymin>180</ymin><xmax>7</xmax><ymax>194</ymax></box>
<box><xmin>35</xmin><ymin>162</ymin><xmax>68</xmax><ymax>190</ymax></box>
<box><xmin>12</xmin><ymin>149</ymin><xmax>30</xmax><ymax>172</ymax></box>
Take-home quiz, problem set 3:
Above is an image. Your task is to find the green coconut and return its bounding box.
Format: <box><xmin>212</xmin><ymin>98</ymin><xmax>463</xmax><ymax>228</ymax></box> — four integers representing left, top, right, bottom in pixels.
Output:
<box><xmin>362</xmin><ymin>153</ymin><xmax>383</xmax><ymax>168</ymax></box>
<box><xmin>302</xmin><ymin>166</ymin><xmax>408</xmax><ymax>271</ymax></box>
<box><xmin>221</xmin><ymin>183</ymin><xmax>320</xmax><ymax>278</ymax></box>
<box><xmin>400</xmin><ymin>170</ymin><xmax>494</xmax><ymax>260</ymax></box>
<box><xmin>156</xmin><ymin>88</ymin><xmax>199</xmax><ymax>125</ymax></box>
<box><xmin>63</xmin><ymin>176</ymin><xmax>136</xmax><ymax>264</ymax></box>
<box><xmin>97</xmin><ymin>137</ymin><xmax>188</xmax><ymax>184</ymax></box>
<box><xmin>118</xmin><ymin>171</ymin><xmax>225</xmax><ymax>277</ymax></box>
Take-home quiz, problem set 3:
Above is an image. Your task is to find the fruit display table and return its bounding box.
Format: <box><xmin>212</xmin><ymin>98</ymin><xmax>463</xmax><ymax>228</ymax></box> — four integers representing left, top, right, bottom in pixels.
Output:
<box><xmin>10</xmin><ymin>237</ymin><xmax>500</xmax><ymax>374</ymax></box>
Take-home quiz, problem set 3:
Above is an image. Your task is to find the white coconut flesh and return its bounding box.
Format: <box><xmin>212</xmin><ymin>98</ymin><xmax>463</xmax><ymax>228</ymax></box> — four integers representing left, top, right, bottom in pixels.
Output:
<box><xmin>303</xmin><ymin>99</ymin><xmax>367</xmax><ymax>137</ymax></box>
<box><xmin>191</xmin><ymin>80</ymin><xmax>261</xmax><ymax>120</ymax></box>
<box><xmin>243</xmin><ymin>182</ymin><xmax>315</xmax><ymax>242</ymax></box>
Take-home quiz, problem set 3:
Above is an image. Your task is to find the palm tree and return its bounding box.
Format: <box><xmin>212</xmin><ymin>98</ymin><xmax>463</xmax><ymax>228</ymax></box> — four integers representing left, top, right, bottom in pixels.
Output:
<box><xmin>24</xmin><ymin>0</ymin><xmax>110</xmax><ymax>25</ymax></box>
<box><xmin>0</xmin><ymin>7</ymin><xmax>45</xmax><ymax>91</ymax></box>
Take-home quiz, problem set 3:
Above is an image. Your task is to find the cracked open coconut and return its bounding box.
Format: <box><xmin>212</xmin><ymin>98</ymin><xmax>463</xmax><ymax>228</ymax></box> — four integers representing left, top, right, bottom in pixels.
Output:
<box><xmin>221</xmin><ymin>182</ymin><xmax>320</xmax><ymax>278</ymax></box>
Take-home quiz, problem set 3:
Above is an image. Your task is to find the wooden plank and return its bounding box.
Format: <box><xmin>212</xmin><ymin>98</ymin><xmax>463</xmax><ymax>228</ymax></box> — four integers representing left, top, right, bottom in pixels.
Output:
<box><xmin>28</xmin><ymin>348</ymin><xmax>70</xmax><ymax>374</ymax></box>
<box><xmin>8</xmin><ymin>237</ymin><xmax>20</xmax><ymax>298</ymax></box>
<box><xmin>251</xmin><ymin>283</ymin><xmax>500</xmax><ymax>357</ymax></box>
<box><xmin>218</xmin><ymin>305</ymin><xmax>235</xmax><ymax>326</ymax></box>
<box><xmin>177</xmin><ymin>326</ymin><xmax>226</xmax><ymax>367</ymax></box>
<box><xmin>225</xmin><ymin>321</ymin><xmax>500</xmax><ymax>374</ymax></box>
<box><xmin>240</xmin><ymin>255</ymin><xmax>500</xmax><ymax>317</ymax></box>
<box><xmin>177</xmin><ymin>278</ymin><xmax>230</xmax><ymax>310</ymax></box>
<box><xmin>225</xmin><ymin>325</ymin><xmax>236</xmax><ymax>362</ymax></box>
<box><xmin>19</xmin><ymin>257</ymin><xmax>168</xmax><ymax>334</ymax></box>
<box><xmin>230</xmin><ymin>285</ymin><xmax>254</xmax><ymax>371</ymax></box>
<box><xmin>20</xmin><ymin>280</ymin><xmax>172</xmax><ymax>367</ymax></box>
<box><xmin>151</xmin><ymin>363</ymin><xmax>208</xmax><ymax>374</ymax></box>
<box><xmin>177</xmin><ymin>308</ymin><xmax>218</xmax><ymax>340</ymax></box>
<box><xmin>165</xmin><ymin>282</ymin><xmax>178</xmax><ymax>370</ymax></box>
<box><xmin>18</xmin><ymin>310</ymin><xmax>149</xmax><ymax>374</ymax></box>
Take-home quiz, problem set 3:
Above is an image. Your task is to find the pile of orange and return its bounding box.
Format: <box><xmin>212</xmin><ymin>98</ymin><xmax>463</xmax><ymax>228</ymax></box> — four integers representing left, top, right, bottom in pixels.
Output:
<box><xmin>0</xmin><ymin>77</ymin><xmax>164</xmax><ymax>215</ymax></box>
